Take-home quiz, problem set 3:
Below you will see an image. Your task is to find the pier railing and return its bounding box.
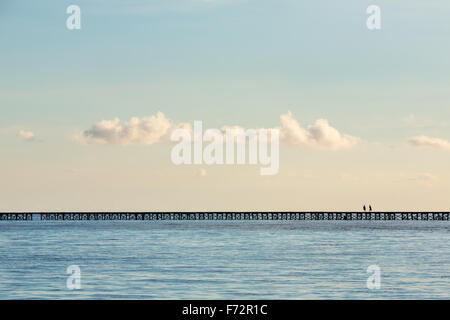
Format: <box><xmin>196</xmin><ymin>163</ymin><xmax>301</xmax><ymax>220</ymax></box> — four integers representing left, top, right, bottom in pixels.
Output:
<box><xmin>0</xmin><ymin>212</ymin><xmax>449</xmax><ymax>221</ymax></box>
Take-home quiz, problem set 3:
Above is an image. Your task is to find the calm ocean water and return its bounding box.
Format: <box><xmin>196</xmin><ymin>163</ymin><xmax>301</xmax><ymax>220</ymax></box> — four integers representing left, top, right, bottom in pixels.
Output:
<box><xmin>0</xmin><ymin>220</ymin><xmax>449</xmax><ymax>299</ymax></box>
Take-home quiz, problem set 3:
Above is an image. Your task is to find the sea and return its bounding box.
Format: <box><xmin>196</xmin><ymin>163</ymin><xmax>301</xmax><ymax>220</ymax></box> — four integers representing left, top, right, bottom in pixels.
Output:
<box><xmin>0</xmin><ymin>220</ymin><xmax>449</xmax><ymax>299</ymax></box>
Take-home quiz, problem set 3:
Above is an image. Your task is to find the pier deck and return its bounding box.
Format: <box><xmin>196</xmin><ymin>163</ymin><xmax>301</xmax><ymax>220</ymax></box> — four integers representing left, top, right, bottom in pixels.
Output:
<box><xmin>0</xmin><ymin>212</ymin><xmax>449</xmax><ymax>221</ymax></box>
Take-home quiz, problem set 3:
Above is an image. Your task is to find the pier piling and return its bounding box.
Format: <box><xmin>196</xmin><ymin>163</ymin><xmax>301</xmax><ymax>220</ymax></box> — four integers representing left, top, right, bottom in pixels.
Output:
<box><xmin>1</xmin><ymin>212</ymin><xmax>449</xmax><ymax>221</ymax></box>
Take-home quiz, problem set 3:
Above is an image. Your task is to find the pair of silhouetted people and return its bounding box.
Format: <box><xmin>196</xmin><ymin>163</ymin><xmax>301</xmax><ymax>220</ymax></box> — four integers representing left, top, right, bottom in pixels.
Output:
<box><xmin>363</xmin><ymin>205</ymin><xmax>372</xmax><ymax>212</ymax></box>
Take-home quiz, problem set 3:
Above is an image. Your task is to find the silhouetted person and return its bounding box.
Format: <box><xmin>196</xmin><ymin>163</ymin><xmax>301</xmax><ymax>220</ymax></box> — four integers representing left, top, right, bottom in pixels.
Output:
<box><xmin>369</xmin><ymin>205</ymin><xmax>372</xmax><ymax>212</ymax></box>
<box><xmin>363</xmin><ymin>205</ymin><xmax>366</xmax><ymax>212</ymax></box>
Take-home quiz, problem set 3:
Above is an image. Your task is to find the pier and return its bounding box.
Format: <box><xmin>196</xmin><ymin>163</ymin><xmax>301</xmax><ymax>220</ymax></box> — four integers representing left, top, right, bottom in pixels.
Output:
<box><xmin>0</xmin><ymin>212</ymin><xmax>449</xmax><ymax>221</ymax></box>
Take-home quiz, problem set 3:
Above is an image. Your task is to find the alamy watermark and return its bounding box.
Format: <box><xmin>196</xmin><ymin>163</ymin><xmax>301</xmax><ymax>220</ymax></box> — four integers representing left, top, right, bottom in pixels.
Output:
<box><xmin>366</xmin><ymin>5</ymin><xmax>381</xmax><ymax>30</ymax></box>
<box><xmin>366</xmin><ymin>265</ymin><xmax>381</xmax><ymax>290</ymax></box>
<box><xmin>66</xmin><ymin>5</ymin><xmax>81</xmax><ymax>30</ymax></box>
<box><xmin>66</xmin><ymin>265</ymin><xmax>82</xmax><ymax>290</ymax></box>
<box><xmin>65</xmin><ymin>5</ymin><xmax>381</xmax><ymax>32</ymax></box>
<box><xmin>170</xmin><ymin>121</ymin><xmax>280</xmax><ymax>175</ymax></box>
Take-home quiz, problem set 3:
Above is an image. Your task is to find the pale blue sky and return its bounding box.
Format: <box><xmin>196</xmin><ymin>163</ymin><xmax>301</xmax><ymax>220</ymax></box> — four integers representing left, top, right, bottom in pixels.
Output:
<box><xmin>1</xmin><ymin>1</ymin><xmax>450</xmax><ymax>210</ymax></box>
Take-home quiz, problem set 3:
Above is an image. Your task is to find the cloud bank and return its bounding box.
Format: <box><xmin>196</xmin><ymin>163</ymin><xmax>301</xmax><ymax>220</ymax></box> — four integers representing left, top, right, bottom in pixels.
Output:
<box><xmin>76</xmin><ymin>111</ymin><xmax>359</xmax><ymax>151</ymax></box>
<box><xmin>279</xmin><ymin>112</ymin><xmax>359</xmax><ymax>150</ymax></box>
<box><xmin>409</xmin><ymin>135</ymin><xmax>450</xmax><ymax>150</ymax></box>
<box><xmin>74</xmin><ymin>112</ymin><xmax>191</xmax><ymax>145</ymax></box>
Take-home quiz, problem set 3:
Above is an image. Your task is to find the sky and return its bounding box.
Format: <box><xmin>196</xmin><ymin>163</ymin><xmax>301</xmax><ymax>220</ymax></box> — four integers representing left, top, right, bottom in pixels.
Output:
<box><xmin>1</xmin><ymin>0</ymin><xmax>450</xmax><ymax>211</ymax></box>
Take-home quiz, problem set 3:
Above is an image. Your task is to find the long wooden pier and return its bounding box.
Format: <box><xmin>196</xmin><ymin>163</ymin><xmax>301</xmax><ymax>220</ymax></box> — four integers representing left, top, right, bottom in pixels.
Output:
<box><xmin>0</xmin><ymin>212</ymin><xmax>449</xmax><ymax>221</ymax></box>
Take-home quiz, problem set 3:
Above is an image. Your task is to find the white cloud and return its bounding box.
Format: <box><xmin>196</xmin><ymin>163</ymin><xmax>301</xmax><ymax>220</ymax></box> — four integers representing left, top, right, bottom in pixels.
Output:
<box><xmin>18</xmin><ymin>130</ymin><xmax>35</xmax><ymax>141</ymax></box>
<box><xmin>409</xmin><ymin>135</ymin><xmax>450</xmax><ymax>150</ymax></box>
<box><xmin>279</xmin><ymin>111</ymin><xmax>359</xmax><ymax>150</ymax></box>
<box><xmin>75</xmin><ymin>111</ymin><xmax>359</xmax><ymax>151</ymax></box>
<box><xmin>74</xmin><ymin>112</ymin><xmax>190</xmax><ymax>145</ymax></box>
